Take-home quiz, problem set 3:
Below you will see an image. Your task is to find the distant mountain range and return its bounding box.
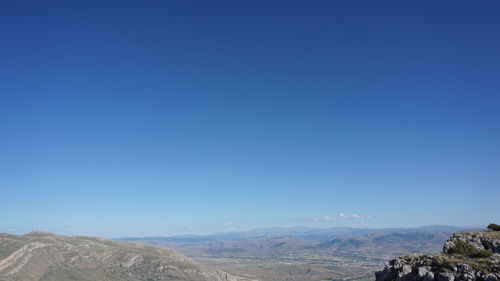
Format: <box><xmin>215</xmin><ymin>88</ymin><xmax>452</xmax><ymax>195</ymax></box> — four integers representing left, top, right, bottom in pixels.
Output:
<box><xmin>119</xmin><ymin>225</ymin><xmax>474</xmax><ymax>245</ymax></box>
<box><xmin>117</xmin><ymin>226</ymin><xmax>476</xmax><ymax>260</ymax></box>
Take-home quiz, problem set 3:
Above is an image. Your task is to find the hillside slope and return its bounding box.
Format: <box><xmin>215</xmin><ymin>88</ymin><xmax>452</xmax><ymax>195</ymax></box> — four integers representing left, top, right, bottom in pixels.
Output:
<box><xmin>0</xmin><ymin>231</ymin><xmax>252</xmax><ymax>281</ymax></box>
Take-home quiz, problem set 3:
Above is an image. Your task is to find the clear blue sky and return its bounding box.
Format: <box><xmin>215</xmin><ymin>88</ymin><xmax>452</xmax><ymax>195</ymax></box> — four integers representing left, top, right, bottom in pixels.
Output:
<box><xmin>1</xmin><ymin>0</ymin><xmax>499</xmax><ymax>237</ymax></box>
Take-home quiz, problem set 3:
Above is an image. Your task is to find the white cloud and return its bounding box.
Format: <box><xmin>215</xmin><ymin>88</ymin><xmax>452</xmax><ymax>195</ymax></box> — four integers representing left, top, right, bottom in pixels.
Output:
<box><xmin>311</xmin><ymin>213</ymin><xmax>370</xmax><ymax>222</ymax></box>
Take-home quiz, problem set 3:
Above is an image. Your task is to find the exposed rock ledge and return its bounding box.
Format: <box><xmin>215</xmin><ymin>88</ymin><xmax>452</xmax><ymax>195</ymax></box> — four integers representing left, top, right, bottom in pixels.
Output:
<box><xmin>376</xmin><ymin>231</ymin><xmax>500</xmax><ymax>281</ymax></box>
<box><xmin>444</xmin><ymin>232</ymin><xmax>500</xmax><ymax>255</ymax></box>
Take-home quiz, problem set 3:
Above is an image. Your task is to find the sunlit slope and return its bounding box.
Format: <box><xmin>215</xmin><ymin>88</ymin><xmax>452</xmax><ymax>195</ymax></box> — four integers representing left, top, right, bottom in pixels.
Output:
<box><xmin>0</xmin><ymin>231</ymin><xmax>249</xmax><ymax>281</ymax></box>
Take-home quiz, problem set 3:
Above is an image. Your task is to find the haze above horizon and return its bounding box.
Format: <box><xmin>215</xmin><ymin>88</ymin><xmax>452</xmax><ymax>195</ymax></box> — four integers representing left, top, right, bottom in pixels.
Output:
<box><xmin>1</xmin><ymin>0</ymin><xmax>499</xmax><ymax>237</ymax></box>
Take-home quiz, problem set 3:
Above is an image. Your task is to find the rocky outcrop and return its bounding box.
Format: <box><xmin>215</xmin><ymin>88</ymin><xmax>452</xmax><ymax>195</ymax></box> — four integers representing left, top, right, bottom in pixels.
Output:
<box><xmin>376</xmin><ymin>230</ymin><xmax>500</xmax><ymax>281</ymax></box>
<box><xmin>376</xmin><ymin>254</ymin><xmax>500</xmax><ymax>281</ymax></box>
<box><xmin>444</xmin><ymin>232</ymin><xmax>500</xmax><ymax>254</ymax></box>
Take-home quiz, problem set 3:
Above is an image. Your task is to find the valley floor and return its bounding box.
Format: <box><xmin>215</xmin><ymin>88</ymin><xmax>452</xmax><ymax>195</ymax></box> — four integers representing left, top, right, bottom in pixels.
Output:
<box><xmin>191</xmin><ymin>255</ymin><xmax>379</xmax><ymax>281</ymax></box>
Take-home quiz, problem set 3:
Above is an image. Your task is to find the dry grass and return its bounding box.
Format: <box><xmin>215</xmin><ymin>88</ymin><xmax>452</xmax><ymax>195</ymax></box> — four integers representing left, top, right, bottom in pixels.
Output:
<box><xmin>422</xmin><ymin>254</ymin><xmax>494</xmax><ymax>273</ymax></box>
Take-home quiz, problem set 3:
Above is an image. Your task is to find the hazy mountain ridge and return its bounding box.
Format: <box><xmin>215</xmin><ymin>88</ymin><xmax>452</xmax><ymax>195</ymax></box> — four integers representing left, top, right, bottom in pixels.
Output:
<box><xmin>120</xmin><ymin>226</ymin><xmax>471</xmax><ymax>244</ymax></box>
<box><xmin>119</xmin><ymin>226</ymin><xmax>473</xmax><ymax>258</ymax></box>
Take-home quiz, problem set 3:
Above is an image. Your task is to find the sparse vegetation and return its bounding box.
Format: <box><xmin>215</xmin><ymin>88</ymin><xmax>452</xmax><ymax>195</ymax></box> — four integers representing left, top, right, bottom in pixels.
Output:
<box><xmin>446</xmin><ymin>240</ymin><xmax>493</xmax><ymax>258</ymax></box>
<box><xmin>396</xmin><ymin>252</ymin><xmax>495</xmax><ymax>275</ymax></box>
<box><xmin>487</xmin><ymin>223</ymin><xmax>500</xmax><ymax>231</ymax></box>
<box><xmin>423</xmin><ymin>254</ymin><xmax>494</xmax><ymax>274</ymax></box>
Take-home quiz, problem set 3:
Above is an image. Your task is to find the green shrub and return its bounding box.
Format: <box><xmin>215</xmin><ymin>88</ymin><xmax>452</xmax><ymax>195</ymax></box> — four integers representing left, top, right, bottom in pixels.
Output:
<box><xmin>487</xmin><ymin>223</ymin><xmax>500</xmax><ymax>231</ymax></box>
<box><xmin>447</xmin><ymin>241</ymin><xmax>493</xmax><ymax>258</ymax></box>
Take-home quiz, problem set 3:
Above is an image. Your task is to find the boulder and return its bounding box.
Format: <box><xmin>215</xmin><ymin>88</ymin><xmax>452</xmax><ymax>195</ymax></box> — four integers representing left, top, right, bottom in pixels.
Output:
<box><xmin>484</xmin><ymin>274</ymin><xmax>497</xmax><ymax>281</ymax></box>
<box><xmin>400</xmin><ymin>265</ymin><xmax>412</xmax><ymax>276</ymax></box>
<box><xmin>418</xmin><ymin>267</ymin><xmax>431</xmax><ymax>278</ymax></box>
<box><xmin>423</xmin><ymin>271</ymin><xmax>435</xmax><ymax>281</ymax></box>
<box><xmin>438</xmin><ymin>272</ymin><xmax>455</xmax><ymax>281</ymax></box>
